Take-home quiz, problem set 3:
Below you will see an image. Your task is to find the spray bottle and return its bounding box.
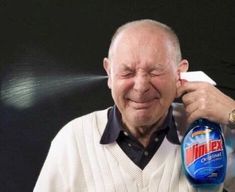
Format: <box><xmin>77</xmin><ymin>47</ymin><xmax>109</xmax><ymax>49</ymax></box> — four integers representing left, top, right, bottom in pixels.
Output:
<box><xmin>180</xmin><ymin>71</ymin><xmax>227</xmax><ymax>189</ymax></box>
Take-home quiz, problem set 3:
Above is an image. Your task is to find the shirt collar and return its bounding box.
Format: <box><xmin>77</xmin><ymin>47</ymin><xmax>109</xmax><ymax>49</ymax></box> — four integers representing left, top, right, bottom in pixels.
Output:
<box><xmin>100</xmin><ymin>105</ymin><xmax>180</xmax><ymax>145</ymax></box>
<box><xmin>100</xmin><ymin>105</ymin><xmax>122</xmax><ymax>144</ymax></box>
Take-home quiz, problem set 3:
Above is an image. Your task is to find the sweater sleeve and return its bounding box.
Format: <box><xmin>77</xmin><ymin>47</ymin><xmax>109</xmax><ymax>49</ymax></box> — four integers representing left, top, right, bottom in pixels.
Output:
<box><xmin>33</xmin><ymin>120</ymin><xmax>86</xmax><ymax>192</ymax></box>
<box><xmin>33</xmin><ymin>139</ymin><xmax>68</xmax><ymax>192</ymax></box>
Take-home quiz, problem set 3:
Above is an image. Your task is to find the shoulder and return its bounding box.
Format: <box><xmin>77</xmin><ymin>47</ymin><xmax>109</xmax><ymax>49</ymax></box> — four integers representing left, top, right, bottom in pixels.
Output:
<box><xmin>52</xmin><ymin>108</ymin><xmax>110</xmax><ymax>145</ymax></box>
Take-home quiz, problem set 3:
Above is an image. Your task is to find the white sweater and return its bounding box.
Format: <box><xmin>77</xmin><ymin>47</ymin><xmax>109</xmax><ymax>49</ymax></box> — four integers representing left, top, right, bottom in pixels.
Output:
<box><xmin>34</xmin><ymin>104</ymin><xmax>234</xmax><ymax>192</ymax></box>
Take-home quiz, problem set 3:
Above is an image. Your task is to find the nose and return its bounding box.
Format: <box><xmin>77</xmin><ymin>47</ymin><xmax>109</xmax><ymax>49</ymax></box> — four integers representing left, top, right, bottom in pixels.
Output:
<box><xmin>133</xmin><ymin>73</ymin><xmax>151</xmax><ymax>93</ymax></box>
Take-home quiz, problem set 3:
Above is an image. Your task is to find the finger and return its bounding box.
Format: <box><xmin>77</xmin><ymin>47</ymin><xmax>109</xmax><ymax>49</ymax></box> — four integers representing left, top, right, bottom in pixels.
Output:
<box><xmin>181</xmin><ymin>91</ymin><xmax>198</xmax><ymax>106</ymax></box>
<box><xmin>176</xmin><ymin>81</ymin><xmax>197</xmax><ymax>98</ymax></box>
<box><xmin>184</xmin><ymin>101</ymin><xmax>198</xmax><ymax>116</ymax></box>
<box><xmin>184</xmin><ymin>97</ymin><xmax>209</xmax><ymax>124</ymax></box>
<box><xmin>186</xmin><ymin>103</ymin><xmax>208</xmax><ymax>124</ymax></box>
<box><xmin>177</xmin><ymin>81</ymin><xmax>210</xmax><ymax>98</ymax></box>
<box><xmin>176</xmin><ymin>81</ymin><xmax>188</xmax><ymax>98</ymax></box>
<box><xmin>187</xmin><ymin>111</ymin><xmax>201</xmax><ymax>124</ymax></box>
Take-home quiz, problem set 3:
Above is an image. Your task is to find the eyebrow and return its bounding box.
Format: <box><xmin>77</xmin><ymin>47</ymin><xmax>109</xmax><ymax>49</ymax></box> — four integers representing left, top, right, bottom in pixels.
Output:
<box><xmin>118</xmin><ymin>64</ymin><xmax>134</xmax><ymax>71</ymax></box>
<box><xmin>149</xmin><ymin>64</ymin><xmax>166</xmax><ymax>71</ymax></box>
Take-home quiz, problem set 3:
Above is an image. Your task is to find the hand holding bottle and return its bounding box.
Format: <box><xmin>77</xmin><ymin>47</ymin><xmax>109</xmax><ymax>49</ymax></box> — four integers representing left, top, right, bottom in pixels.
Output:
<box><xmin>177</xmin><ymin>72</ymin><xmax>235</xmax><ymax>125</ymax></box>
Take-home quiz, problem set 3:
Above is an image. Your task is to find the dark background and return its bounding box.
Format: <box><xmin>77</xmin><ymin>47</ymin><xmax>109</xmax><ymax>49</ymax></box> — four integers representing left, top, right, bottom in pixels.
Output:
<box><xmin>1</xmin><ymin>1</ymin><xmax>235</xmax><ymax>192</ymax></box>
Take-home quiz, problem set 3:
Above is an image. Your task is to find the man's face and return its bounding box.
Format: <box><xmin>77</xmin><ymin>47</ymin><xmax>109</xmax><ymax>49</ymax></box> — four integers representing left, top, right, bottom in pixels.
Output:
<box><xmin>104</xmin><ymin>27</ymin><xmax>186</xmax><ymax>129</ymax></box>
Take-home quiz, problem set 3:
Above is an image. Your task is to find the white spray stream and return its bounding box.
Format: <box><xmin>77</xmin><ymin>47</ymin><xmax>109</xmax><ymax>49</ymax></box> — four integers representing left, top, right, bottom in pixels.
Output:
<box><xmin>1</xmin><ymin>72</ymin><xmax>108</xmax><ymax>109</ymax></box>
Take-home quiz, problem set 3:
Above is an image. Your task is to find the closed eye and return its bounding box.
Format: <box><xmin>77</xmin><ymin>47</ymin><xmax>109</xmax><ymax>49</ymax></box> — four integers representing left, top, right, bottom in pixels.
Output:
<box><xmin>119</xmin><ymin>65</ymin><xmax>135</xmax><ymax>78</ymax></box>
<box><xmin>120</xmin><ymin>71</ymin><xmax>135</xmax><ymax>78</ymax></box>
<box><xmin>150</xmin><ymin>70</ymin><xmax>164</xmax><ymax>77</ymax></box>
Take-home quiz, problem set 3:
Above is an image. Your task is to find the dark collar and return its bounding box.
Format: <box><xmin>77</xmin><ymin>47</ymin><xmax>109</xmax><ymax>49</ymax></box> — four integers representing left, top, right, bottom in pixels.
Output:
<box><xmin>100</xmin><ymin>105</ymin><xmax>180</xmax><ymax>145</ymax></box>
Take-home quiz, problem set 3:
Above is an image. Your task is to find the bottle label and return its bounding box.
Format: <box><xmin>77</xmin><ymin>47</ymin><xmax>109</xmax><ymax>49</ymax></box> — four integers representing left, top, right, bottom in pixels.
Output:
<box><xmin>182</xmin><ymin>124</ymin><xmax>226</xmax><ymax>182</ymax></box>
<box><xmin>186</xmin><ymin>139</ymin><xmax>223</xmax><ymax>166</ymax></box>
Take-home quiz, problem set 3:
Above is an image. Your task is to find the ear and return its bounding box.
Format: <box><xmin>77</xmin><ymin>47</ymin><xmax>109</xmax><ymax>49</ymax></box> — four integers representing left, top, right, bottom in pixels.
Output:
<box><xmin>176</xmin><ymin>59</ymin><xmax>189</xmax><ymax>87</ymax></box>
<box><xmin>177</xmin><ymin>59</ymin><xmax>189</xmax><ymax>73</ymax></box>
<box><xmin>103</xmin><ymin>57</ymin><xmax>112</xmax><ymax>89</ymax></box>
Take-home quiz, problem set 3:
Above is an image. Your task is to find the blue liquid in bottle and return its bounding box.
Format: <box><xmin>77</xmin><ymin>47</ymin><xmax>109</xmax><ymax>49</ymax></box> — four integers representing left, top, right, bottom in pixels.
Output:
<box><xmin>181</xmin><ymin>119</ymin><xmax>227</xmax><ymax>188</ymax></box>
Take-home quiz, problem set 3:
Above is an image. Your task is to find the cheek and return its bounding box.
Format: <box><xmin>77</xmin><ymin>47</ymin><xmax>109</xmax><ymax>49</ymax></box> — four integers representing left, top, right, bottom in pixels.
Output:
<box><xmin>112</xmin><ymin>78</ymin><xmax>134</xmax><ymax>99</ymax></box>
<box><xmin>151</xmin><ymin>75</ymin><xmax>177</xmax><ymax>94</ymax></box>
<box><xmin>119</xmin><ymin>76</ymin><xmax>134</xmax><ymax>89</ymax></box>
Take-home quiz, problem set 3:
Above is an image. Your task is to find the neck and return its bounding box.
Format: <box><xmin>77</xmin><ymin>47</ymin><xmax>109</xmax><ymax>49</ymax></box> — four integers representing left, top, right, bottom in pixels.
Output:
<box><xmin>123</xmin><ymin>113</ymin><xmax>167</xmax><ymax>148</ymax></box>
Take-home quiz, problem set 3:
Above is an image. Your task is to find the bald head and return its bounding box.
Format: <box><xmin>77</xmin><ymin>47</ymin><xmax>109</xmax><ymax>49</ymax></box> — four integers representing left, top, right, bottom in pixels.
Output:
<box><xmin>108</xmin><ymin>19</ymin><xmax>182</xmax><ymax>64</ymax></box>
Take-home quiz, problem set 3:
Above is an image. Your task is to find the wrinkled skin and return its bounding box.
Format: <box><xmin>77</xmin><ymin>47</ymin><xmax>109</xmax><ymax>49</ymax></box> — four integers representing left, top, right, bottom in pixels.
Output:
<box><xmin>104</xmin><ymin>25</ymin><xmax>188</xmax><ymax>143</ymax></box>
<box><xmin>177</xmin><ymin>81</ymin><xmax>235</xmax><ymax>125</ymax></box>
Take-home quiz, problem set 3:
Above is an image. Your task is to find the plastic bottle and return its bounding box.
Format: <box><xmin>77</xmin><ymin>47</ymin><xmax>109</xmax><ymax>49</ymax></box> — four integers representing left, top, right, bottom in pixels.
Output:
<box><xmin>181</xmin><ymin>118</ymin><xmax>227</xmax><ymax>188</ymax></box>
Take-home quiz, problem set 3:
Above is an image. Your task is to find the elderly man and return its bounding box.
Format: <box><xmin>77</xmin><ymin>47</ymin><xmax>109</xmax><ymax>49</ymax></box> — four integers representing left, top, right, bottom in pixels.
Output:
<box><xmin>34</xmin><ymin>19</ymin><xmax>235</xmax><ymax>192</ymax></box>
